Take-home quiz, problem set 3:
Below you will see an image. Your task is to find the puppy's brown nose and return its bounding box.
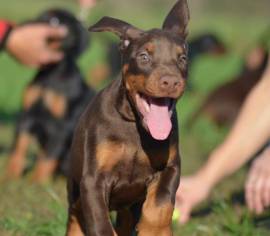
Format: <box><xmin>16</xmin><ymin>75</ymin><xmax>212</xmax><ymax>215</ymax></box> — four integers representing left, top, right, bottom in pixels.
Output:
<box><xmin>159</xmin><ymin>76</ymin><xmax>181</xmax><ymax>92</ymax></box>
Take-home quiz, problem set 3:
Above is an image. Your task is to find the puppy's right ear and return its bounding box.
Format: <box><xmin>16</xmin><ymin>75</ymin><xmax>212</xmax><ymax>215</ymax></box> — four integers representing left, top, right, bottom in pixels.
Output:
<box><xmin>162</xmin><ymin>0</ymin><xmax>190</xmax><ymax>39</ymax></box>
<box><xmin>89</xmin><ymin>17</ymin><xmax>143</xmax><ymax>48</ymax></box>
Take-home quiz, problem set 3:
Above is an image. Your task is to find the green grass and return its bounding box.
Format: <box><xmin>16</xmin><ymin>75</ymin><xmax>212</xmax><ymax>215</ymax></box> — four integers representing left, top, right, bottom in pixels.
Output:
<box><xmin>1</xmin><ymin>133</ymin><xmax>269</xmax><ymax>236</ymax></box>
<box><xmin>0</xmin><ymin>180</ymin><xmax>67</xmax><ymax>236</ymax></box>
<box><xmin>0</xmin><ymin>0</ymin><xmax>270</xmax><ymax>235</ymax></box>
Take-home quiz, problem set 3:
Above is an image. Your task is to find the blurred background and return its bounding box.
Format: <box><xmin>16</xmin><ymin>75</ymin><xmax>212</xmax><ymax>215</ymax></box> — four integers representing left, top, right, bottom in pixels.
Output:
<box><xmin>0</xmin><ymin>0</ymin><xmax>269</xmax><ymax>235</ymax></box>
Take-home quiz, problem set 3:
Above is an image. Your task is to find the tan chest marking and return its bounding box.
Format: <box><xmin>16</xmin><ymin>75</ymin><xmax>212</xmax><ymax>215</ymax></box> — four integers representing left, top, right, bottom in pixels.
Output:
<box><xmin>43</xmin><ymin>89</ymin><xmax>67</xmax><ymax>118</ymax></box>
<box><xmin>168</xmin><ymin>143</ymin><xmax>178</xmax><ymax>163</ymax></box>
<box><xmin>137</xmin><ymin>175</ymin><xmax>174</xmax><ymax>235</ymax></box>
<box><xmin>137</xmin><ymin>143</ymin><xmax>178</xmax><ymax>167</ymax></box>
<box><xmin>23</xmin><ymin>85</ymin><xmax>42</xmax><ymax>110</ymax></box>
<box><xmin>96</xmin><ymin>141</ymin><xmax>135</xmax><ymax>172</ymax></box>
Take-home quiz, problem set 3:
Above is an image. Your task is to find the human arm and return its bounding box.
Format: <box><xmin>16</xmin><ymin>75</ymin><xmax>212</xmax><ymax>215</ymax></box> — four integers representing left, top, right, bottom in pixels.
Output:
<box><xmin>176</xmin><ymin>57</ymin><xmax>270</xmax><ymax>223</ymax></box>
<box><xmin>78</xmin><ymin>0</ymin><xmax>96</xmax><ymax>8</ymax></box>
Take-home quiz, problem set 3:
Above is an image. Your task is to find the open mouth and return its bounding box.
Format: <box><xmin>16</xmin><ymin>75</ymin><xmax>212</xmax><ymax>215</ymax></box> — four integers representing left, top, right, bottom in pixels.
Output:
<box><xmin>135</xmin><ymin>93</ymin><xmax>175</xmax><ymax>140</ymax></box>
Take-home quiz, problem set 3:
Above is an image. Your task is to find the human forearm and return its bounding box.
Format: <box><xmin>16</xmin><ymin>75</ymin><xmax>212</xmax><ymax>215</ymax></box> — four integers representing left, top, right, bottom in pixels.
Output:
<box><xmin>176</xmin><ymin>59</ymin><xmax>270</xmax><ymax>224</ymax></box>
<box><xmin>197</xmin><ymin>68</ymin><xmax>270</xmax><ymax>189</ymax></box>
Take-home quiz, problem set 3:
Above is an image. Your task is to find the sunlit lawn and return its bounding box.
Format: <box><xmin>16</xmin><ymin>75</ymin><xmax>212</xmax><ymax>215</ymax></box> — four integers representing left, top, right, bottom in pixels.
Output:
<box><xmin>0</xmin><ymin>0</ymin><xmax>270</xmax><ymax>235</ymax></box>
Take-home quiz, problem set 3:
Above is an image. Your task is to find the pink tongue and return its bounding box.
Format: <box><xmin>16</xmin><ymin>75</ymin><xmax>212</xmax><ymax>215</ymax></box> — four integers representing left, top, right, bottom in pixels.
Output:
<box><xmin>145</xmin><ymin>100</ymin><xmax>172</xmax><ymax>140</ymax></box>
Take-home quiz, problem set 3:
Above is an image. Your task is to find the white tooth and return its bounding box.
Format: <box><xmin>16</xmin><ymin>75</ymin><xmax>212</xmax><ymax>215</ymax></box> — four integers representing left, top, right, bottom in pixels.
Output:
<box><xmin>124</xmin><ymin>40</ymin><xmax>130</xmax><ymax>47</ymax></box>
<box><xmin>142</xmin><ymin>99</ymin><xmax>150</xmax><ymax>112</ymax></box>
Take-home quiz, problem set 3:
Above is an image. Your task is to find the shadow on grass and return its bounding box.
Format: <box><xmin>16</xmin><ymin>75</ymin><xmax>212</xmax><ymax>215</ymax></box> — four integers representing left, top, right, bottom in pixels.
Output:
<box><xmin>191</xmin><ymin>190</ymin><xmax>270</xmax><ymax>230</ymax></box>
<box><xmin>0</xmin><ymin>111</ymin><xmax>18</xmax><ymax>155</ymax></box>
<box><xmin>190</xmin><ymin>190</ymin><xmax>244</xmax><ymax>217</ymax></box>
<box><xmin>0</xmin><ymin>111</ymin><xmax>19</xmax><ymax>125</ymax></box>
<box><xmin>0</xmin><ymin>145</ymin><xmax>9</xmax><ymax>155</ymax></box>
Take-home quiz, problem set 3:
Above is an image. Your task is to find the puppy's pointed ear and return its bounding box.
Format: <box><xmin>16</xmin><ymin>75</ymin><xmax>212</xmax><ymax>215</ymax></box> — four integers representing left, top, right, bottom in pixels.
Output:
<box><xmin>89</xmin><ymin>17</ymin><xmax>143</xmax><ymax>43</ymax></box>
<box><xmin>162</xmin><ymin>0</ymin><xmax>190</xmax><ymax>39</ymax></box>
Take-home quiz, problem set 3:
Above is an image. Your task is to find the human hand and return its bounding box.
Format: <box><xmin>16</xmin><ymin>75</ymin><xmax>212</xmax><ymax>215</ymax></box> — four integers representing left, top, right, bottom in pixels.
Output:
<box><xmin>245</xmin><ymin>147</ymin><xmax>270</xmax><ymax>214</ymax></box>
<box><xmin>175</xmin><ymin>175</ymin><xmax>211</xmax><ymax>224</ymax></box>
<box><xmin>78</xmin><ymin>0</ymin><xmax>97</xmax><ymax>9</ymax></box>
<box><xmin>6</xmin><ymin>24</ymin><xmax>67</xmax><ymax>67</ymax></box>
<box><xmin>78</xmin><ymin>0</ymin><xmax>97</xmax><ymax>20</ymax></box>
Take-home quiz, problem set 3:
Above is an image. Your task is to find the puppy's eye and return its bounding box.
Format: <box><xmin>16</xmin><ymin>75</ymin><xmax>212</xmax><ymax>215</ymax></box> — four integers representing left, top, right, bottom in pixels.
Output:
<box><xmin>138</xmin><ymin>52</ymin><xmax>151</xmax><ymax>63</ymax></box>
<box><xmin>178</xmin><ymin>54</ymin><xmax>187</xmax><ymax>64</ymax></box>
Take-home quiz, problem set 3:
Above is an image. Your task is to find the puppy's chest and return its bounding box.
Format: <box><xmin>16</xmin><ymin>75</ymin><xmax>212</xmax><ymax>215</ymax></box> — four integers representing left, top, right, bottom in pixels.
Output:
<box><xmin>97</xmin><ymin>140</ymin><xmax>170</xmax><ymax>176</ymax></box>
<box><xmin>102</xmin><ymin>143</ymin><xmax>173</xmax><ymax>209</ymax></box>
<box><xmin>108</xmin><ymin>155</ymin><xmax>151</xmax><ymax>210</ymax></box>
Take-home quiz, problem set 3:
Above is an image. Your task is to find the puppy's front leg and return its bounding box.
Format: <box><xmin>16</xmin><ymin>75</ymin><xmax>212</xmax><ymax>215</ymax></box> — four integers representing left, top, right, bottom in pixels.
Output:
<box><xmin>137</xmin><ymin>164</ymin><xmax>180</xmax><ymax>236</ymax></box>
<box><xmin>80</xmin><ymin>175</ymin><xmax>117</xmax><ymax>236</ymax></box>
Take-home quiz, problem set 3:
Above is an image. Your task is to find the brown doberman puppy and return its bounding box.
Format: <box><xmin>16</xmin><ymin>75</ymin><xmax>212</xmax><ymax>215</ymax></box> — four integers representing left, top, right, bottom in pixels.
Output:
<box><xmin>66</xmin><ymin>1</ymin><xmax>189</xmax><ymax>235</ymax></box>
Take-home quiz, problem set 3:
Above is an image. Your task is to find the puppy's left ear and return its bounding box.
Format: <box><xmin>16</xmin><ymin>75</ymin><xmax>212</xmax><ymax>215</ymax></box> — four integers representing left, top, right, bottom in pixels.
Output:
<box><xmin>89</xmin><ymin>17</ymin><xmax>143</xmax><ymax>49</ymax></box>
<box><xmin>162</xmin><ymin>0</ymin><xmax>190</xmax><ymax>39</ymax></box>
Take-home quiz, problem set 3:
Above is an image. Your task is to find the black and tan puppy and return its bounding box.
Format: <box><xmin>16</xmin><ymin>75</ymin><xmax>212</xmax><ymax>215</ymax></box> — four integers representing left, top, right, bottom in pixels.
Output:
<box><xmin>188</xmin><ymin>33</ymin><xmax>226</xmax><ymax>63</ymax></box>
<box><xmin>6</xmin><ymin>9</ymin><xmax>95</xmax><ymax>182</ymax></box>
<box><xmin>66</xmin><ymin>1</ymin><xmax>189</xmax><ymax>235</ymax></box>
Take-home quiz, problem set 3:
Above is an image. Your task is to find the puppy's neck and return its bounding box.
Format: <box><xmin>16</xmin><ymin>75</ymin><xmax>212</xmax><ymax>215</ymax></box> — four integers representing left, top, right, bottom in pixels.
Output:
<box><xmin>114</xmin><ymin>77</ymin><xmax>137</xmax><ymax>122</ymax></box>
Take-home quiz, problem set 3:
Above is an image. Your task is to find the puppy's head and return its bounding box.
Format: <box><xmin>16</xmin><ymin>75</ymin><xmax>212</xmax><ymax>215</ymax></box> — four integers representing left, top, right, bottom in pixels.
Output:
<box><xmin>89</xmin><ymin>0</ymin><xmax>189</xmax><ymax>140</ymax></box>
<box><xmin>36</xmin><ymin>9</ymin><xmax>89</xmax><ymax>58</ymax></box>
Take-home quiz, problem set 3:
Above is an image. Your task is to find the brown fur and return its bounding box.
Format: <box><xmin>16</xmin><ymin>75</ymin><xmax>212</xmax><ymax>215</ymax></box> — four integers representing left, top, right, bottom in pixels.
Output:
<box><xmin>176</xmin><ymin>46</ymin><xmax>184</xmax><ymax>54</ymax></box>
<box><xmin>168</xmin><ymin>143</ymin><xmax>178</xmax><ymax>163</ymax></box>
<box><xmin>115</xmin><ymin>209</ymin><xmax>135</xmax><ymax>236</ymax></box>
<box><xmin>67</xmin><ymin>1</ymin><xmax>189</xmax><ymax>234</ymax></box>
<box><xmin>122</xmin><ymin>64</ymin><xmax>129</xmax><ymax>75</ymax></box>
<box><xmin>137</xmin><ymin>176</ymin><xmax>174</xmax><ymax>236</ymax></box>
<box><xmin>66</xmin><ymin>200</ymin><xmax>84</xmax><ymax>236</ymax></box>
<box><xmin>125</xmin><ymin>74</ymin><xmax>147</xmax><ymax>93</ymax></box>
<box><xmin>144</xmin><ymin>43</ymin><xmax>155</xmax><ymax>54</ymax></box>
<box><xmin>96</xmin><ymin>141</ymin><xmax>134</xmax><ymax>172</ymax></box>
<box><xmin>66</xmin><ymin>215</ymin><xmax>84</xmax><ymax>236</ymax></box>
